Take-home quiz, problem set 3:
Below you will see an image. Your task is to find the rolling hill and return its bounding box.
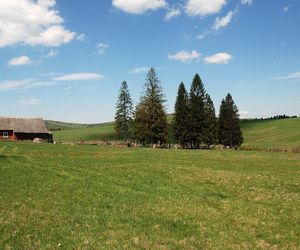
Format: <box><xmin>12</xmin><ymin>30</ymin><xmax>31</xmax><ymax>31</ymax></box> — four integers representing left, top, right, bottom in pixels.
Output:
<box><xmin>45</xmin><ymin>120</ymin><xmax>105</xmax><ymax>131</ymax></box>
<box><xmin>48</xmin><ymin>118</ymin><xmax>300</xmax><ymax>148</ymax></box>
<box><xmin>241</xmin><ymin>118</ymin><xmax>300</xmax><ymax>147</ymax></box>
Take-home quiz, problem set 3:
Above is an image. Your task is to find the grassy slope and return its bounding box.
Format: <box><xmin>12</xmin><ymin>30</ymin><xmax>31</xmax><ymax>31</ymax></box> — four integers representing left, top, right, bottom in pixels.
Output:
<box><xmin>241</xmin><ymin>118</ymin><xmax>300</xmax><ymax>147</ymax></box>
<box><xmin>45</xmin><ymin>120</ymin><xmax>105</xmax><ymax>131</ymax></box>
<box><xmin>51</xmin><ymin>118</ymin><xmax>300</xmax><ymax>148</ymax></box>
<box><xmin>52</xmin><ymin>124</ymin><xmax>115</xmax><ymax>142</ymax></box>
<box><xmin>0</xmin><ymin>142</ymin><xmax>299</xmax><ymax>248</ymax></box>
<box><xmin>51</xmin><ymin>122</ymin><xmax>174</xmax><ymax>143</ymax></box>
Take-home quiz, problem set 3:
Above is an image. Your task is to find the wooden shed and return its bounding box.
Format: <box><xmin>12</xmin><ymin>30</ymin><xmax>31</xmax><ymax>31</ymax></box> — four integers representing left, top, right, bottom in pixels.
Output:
<box><xmin>0</xmin><ymin>117</ymin><xmax>52</xmax><ymax>142</ymax></box>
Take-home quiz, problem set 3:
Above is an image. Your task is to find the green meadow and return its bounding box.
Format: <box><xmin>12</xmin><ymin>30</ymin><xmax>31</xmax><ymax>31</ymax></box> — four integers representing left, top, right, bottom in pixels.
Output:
<box><xmin>50</xmin><ymin>118</ymin><xmax>300</xmax><ymax>149</ymax></box>
<box><xmin>0</xmin><ymin>142</ymin><xmax>299</xmax><ymax>249</ymax></box>
<box><xmin>242</xmin><ymin>118</ymin><xmax>300</xmax><ymax>148</ymax></box>
<box><xmin>51</xmin><ymin>124</ymin><xmax>115</xmax><ymax>142</ymax></box>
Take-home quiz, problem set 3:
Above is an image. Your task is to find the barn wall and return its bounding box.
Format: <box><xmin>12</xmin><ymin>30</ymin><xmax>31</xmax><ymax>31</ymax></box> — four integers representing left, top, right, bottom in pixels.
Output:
<box><xmin>0</xmin><ymin>130</ymin><xmax>14</xmax><ymax>141</ymax></box>
<box><xmin>15</xmin><ymin>133</ymin><xmax>52</xmax><ymax>142</ymax></box>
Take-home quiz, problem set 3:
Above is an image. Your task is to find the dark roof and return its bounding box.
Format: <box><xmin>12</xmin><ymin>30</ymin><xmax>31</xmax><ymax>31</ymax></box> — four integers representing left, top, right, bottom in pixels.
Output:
<box><xmin>0</xmin><ymin>117</ymin><xmax>49</xmax><ymax>133</ymax></box>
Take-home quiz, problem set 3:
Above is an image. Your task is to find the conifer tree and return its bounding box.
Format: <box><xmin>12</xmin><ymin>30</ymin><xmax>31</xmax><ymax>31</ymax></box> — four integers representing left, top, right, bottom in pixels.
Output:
<box><xmin>134</xmin><ymin>68</ymin><xmax>168</xmax><ymax>145</ymax></box>
<box><xmin>132</xmin><ymin>103</ymin><xmax>147</xmax><ymax>143</ymax></box>
<box><xmin>218</xmin><ymin>93</ymin><xmax>244</xmax><ymax>148</ymax></box>
<box><xmin>173</xmin><ymin>82</ymin><xmax>189</xmax><ymax>148</ymax></box>
<box><xmin>203</xmin><ymin>93</ymin><xmax>217</xmax><ymax>148</ymax></box>
<box><xmin>188</xmin><ymin>74</ymin><xmax>206</xmax><ymax>148</ymax></box>
<box><xmin>114</xmin><ymin>81</ymin><xmax>133</xmax><ymax>141</ymax></box>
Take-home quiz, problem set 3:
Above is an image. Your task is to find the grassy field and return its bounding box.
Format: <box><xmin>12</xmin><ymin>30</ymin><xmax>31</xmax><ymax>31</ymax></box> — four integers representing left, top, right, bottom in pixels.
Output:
<box><xmin>0</xmin><ymin>142</ymin><xmax>299</xmax><ymax>248</ymax></box>
<box><xmin>51</xmin><ymin>118</ymin><xmax>300</xmax><ymax>149</ymax></box>
<box><xmin>51</xmin><ymin>123</ymin><xmax>175</xmax><ymax>143</ymax></box>
<box><xmin>45</xmin><ymin>120</ymin><xmax>106</xmax><ymax>131</ymax></box>
<box><xmin>51</xmin><ymin>124</ymin><xmax>115</xmax><ymax>142</ymax></box>
<box><xmin>242</xmin><ymin>118</ymin><xmax>300</xmax><ymax>147</ymax></box>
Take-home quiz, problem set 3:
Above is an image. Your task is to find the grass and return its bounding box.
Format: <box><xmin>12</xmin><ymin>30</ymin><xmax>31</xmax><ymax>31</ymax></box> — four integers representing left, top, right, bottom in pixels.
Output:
<box><xmin>53</xmin><ymin>124</ymin><xmax>115</xmax><ymax>142</ymax></box>
<box><xmin>0</xmin><ymin>142</ymin><xmax>299</xmax><ymax>248</ymax></box>
<box><xmin>241</xmin><ymin>118</ymin><xmax>300</xmax><ymax>148</ymax></box>
<box><xmin>51</xmin><ymin>118</ymin><xmax>300</xmax><ymax>150</ymax></box>
<box><xmin>52</xmin><ymin>123</ymin><xmax>175</xmax><ymax>143</ymax></box>
<box><xmin>45</xmin><ymin>120</ymin><xmax>108</xmax><ymax>131</ymax></box>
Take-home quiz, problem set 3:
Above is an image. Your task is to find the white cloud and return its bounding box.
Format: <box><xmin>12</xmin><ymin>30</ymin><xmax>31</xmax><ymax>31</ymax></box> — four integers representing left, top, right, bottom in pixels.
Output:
<box><xmin>8</xmin><ymin>56</ymin><xmax>32</xmax><ymax>66</ymax></box>
<box><xmin>165</xmin><ymin>8</ymin><xmax>181</xmax><ymax>21</ymax></box>
<box><xmin>239</xmin><ymin>110</ymin><xmax>249</xmax><ymax>118</ymax></box>
<box><xmin>37</xmin><ymin>0</ymin><xmax>56</xmax><ymax>8</ymax></box>
<box><xmin>283</xmin><ymin>5</ymin><xmax>290</xmax><ymax>12</ymax></box>
<box><xmin>25</xmin><ymin>81</ymin><xmax>58</xmax><ymax>89</ymax></box>
<box><xmin>185</xmin><ymin>0</ymin><xmax>227</xmax><ymax>17</ymax></box>
<box><xmin>53</xmin><ymin>73</ymin><xmax>104</xmax><ymax>81</ymax></box>
<box><xmin>97</xmin><ymin>43</ymin><xmax>109</xmax><ymax>55</ymax></box>
<box><xmin>0</xmin><ymin>0</ymin><xmax>76</xmax><ymax>47</ymax></box>
<box><xmin>47</xmin><ymin>50</ymin><xmax>59</xmax><ymax>58</ymax></box>
<box><xmin>196</xmin><ymin>31</ymin><xmax>210</xmax><ymax>40</ymax></box>
<box><xmin>273</xmin><ymin>72</ymin><xmax>300</xmax><ymax>80</ymax></box>
<box><xmin>241</xmin><ymin>0</ymin><xmax>252</xmax><ymax>5</ymax></box>
<box><xmin>130</xmin><ymin>67</ymin><xmax>150</xmax><ymax>74</ymax></box>
<box><xmin>112</xmin><ymin>0</ymin><xmax>167</xmax><ymax>14</ymax></box>
<box><xmin>18</xmin><ymin>98</ymin><xmax>42</xmax><ymax>106</ymax></box>
<box><xmin>213</xmin><ymin>11</ymin><xmax>234</xmax><ymax>30</ymax></box>
<box><xmin>0</xmin><ymin>73</ymin><xmax>103</xmax><ymax>91</ymax></box>
<box><xmin>31</xmin><ymin>25</ymin><xmax>75</xmax><ymax>47</ymax></box>
<box><xmin>169</xmin><ymin>50</ymin><xmax>201</xmax><ymax>62</ymax></box>
<box><xmin>0</xmin><ymin>79</ymin><xmax>35</xmax><ymax>91</ymax></box>
<box><xmin>0</xmin><ymin>79</ymin><xmax>59</xmax><ymax>91</ymax></box>
<box><xmin>204</xmin><ymin>53</ymin><xmax>232</xmax><ymax>64</ymax></box>
<box><xmin>77</xmin><ymin>33</ymin><xmax>86</xmax><ymax>42</ymax></box>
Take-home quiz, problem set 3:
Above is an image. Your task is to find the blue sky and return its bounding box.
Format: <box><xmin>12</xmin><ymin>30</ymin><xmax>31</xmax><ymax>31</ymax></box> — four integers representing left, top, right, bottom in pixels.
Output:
<box><xmin>0</xmin><ymin>0</ymin><xmax>299</xmax><ymax>123</ymax></box>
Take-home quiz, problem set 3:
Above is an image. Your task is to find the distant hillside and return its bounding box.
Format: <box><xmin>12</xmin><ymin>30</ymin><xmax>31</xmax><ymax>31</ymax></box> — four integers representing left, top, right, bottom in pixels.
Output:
<box><xmin>46</xmin><ymin>115</ymin><xmax>174</xmax><ymax>131</ymax></box>
<box><xmin>52</xmin><ymin>124</ymin><xmax>115</xmax><ymax>142</ymax></box>
<box><xmin>50</xmin><ymin>117</ymin><xmax>300</xmax><ymax>148</ymax></box>
<box><xmin>45</xmin><ymin>120</ymin><xmax>112</xmax><ymax>131</ymax></box>
<box><xmin>241</xmin><ymin>118</ymin><xmax>300</xmax><ymax>147</ymax></box>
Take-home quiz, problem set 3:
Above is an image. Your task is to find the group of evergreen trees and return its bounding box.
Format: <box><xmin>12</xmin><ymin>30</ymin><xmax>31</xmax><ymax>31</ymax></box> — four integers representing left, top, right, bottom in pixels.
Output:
<box><xmin>173</xmin><ymin>75</ymin><xmax>218</xmax><ymax>149</ymax></box>
<box><xmin>115</xmin><ymin>68</ymin><xmax>243</xmax><ymax>149</ymax></box>
<box><xmin>115</xmin><ymin>68</ymin><xmax>168</xmax><ymax>145</ymax></box>
<box><xmin>173</xmin><ymin>74</ymin><xmax>243</xmax><ymax>149</ymax></box>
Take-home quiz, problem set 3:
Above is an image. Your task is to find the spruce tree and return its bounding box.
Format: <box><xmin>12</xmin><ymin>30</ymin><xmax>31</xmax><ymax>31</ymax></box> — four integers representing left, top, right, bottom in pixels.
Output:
<box><xmin>218</xmin><ymin>93</ymin><xmax>244</xmax><ymax>148</ymax></box>
<box><xmin>203</xmin><ymin>93</ymin><xmax>217</xmax><ymax>148</ymax></box>
<box><xmin>134</xmin><ymin>68</ymin><xmax>168</xmax><ymax>145</ymax></box>
<box><xmin>173</xmin><ymin>82</ymin><xmax>189</xmax><ymax>148</ymax></box>
<box><xmin>132</xmin><ymin>103</ymin><xmax>147</xmax><ymax>143</ymax></box>
<box><xmin>188</xmin><ymin>74</ymin><xmax>206</xmax><ymax>148</ymax></box>
<box><xmin>114</xmin><ymin>81</ymin><xmax>133</xmax><ymax>141</ymax></box>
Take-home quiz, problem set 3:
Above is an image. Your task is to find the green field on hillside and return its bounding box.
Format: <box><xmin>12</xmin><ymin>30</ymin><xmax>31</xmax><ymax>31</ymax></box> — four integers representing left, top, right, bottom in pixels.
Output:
<box><xmin>45</xmin><ymin>120</ymin><xmax>105</xmax><ymax>131</ymax></box>
<box><xmin>51</xmin><ymin>118</ymin><xmax>300</xmax><ymax>149</ymax></box>
<box><xmin>52</xmin><ymin>123</ymin><xmax>175</xmax><ymax>143</ymax></box>
<box><xmin>52</xmin><ymin>124</ymin><xmax>115</xmax><ymax>142</ymax></box>
<box><xmin>0</xmin><ymin>142</ymin><xmax>299</xmax><ymax>248</ymax></box>
<box><xmin>242</xmin><ymin>118</ymin><xmax>300</xmax><ymax>147</ymax></box>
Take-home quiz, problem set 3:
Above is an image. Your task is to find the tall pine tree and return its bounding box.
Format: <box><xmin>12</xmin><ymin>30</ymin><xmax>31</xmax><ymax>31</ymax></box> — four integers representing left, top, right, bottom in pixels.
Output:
<box><xmin>188</xmin><ymin>74</ymin><xmax>206</xmax><ymax>148</ymax></box>
<box><xmin>218</xmin><ymin>93</ymin><xmax>244</xmax><ymax>148</ymax></box>
<box><xmin>134</xmin><ymin>68</ymin><xmax>168</xmax><ymax>145</ymax></box>
<box><xmin>114</xmin><ymin>81</ymin><xmax>133</xmax><ymax>141</ymax></box>
<box><xmin>203</xmin><ymin>93</ymin><xmax>217</xmax><ymax>148</ymax></box>
<box><xmin>173</xmin><ymin>82</ymin><xmax>189</xmax><ymax>148</ymax></box>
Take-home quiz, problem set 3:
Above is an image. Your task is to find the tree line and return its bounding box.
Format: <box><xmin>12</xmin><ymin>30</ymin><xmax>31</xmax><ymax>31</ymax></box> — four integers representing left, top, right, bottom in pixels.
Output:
<box><xmin>258</xmin><ymin>115</ymin><xmax>297</xmax><ymax>120</ymax></box>
<box><xmin>115</xmin><ymin>68</ymin><xmax>243</xmax><ymax>149</ymax></box>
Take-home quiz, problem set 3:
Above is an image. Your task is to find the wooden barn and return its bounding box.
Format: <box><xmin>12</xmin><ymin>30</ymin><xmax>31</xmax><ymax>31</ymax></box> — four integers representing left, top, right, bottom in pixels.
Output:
<box><xmin>0</xmin><ymin>117</ymin><xmax>52</xmax><ymax>142</ymax></box>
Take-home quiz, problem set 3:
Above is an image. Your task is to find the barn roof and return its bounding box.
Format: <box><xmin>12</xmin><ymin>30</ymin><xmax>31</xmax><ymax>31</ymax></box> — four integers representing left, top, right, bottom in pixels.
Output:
<box><xmin>0</xmin><ymin>117</ymin><xmax>49</xmax><ymax>133</ymax></box>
